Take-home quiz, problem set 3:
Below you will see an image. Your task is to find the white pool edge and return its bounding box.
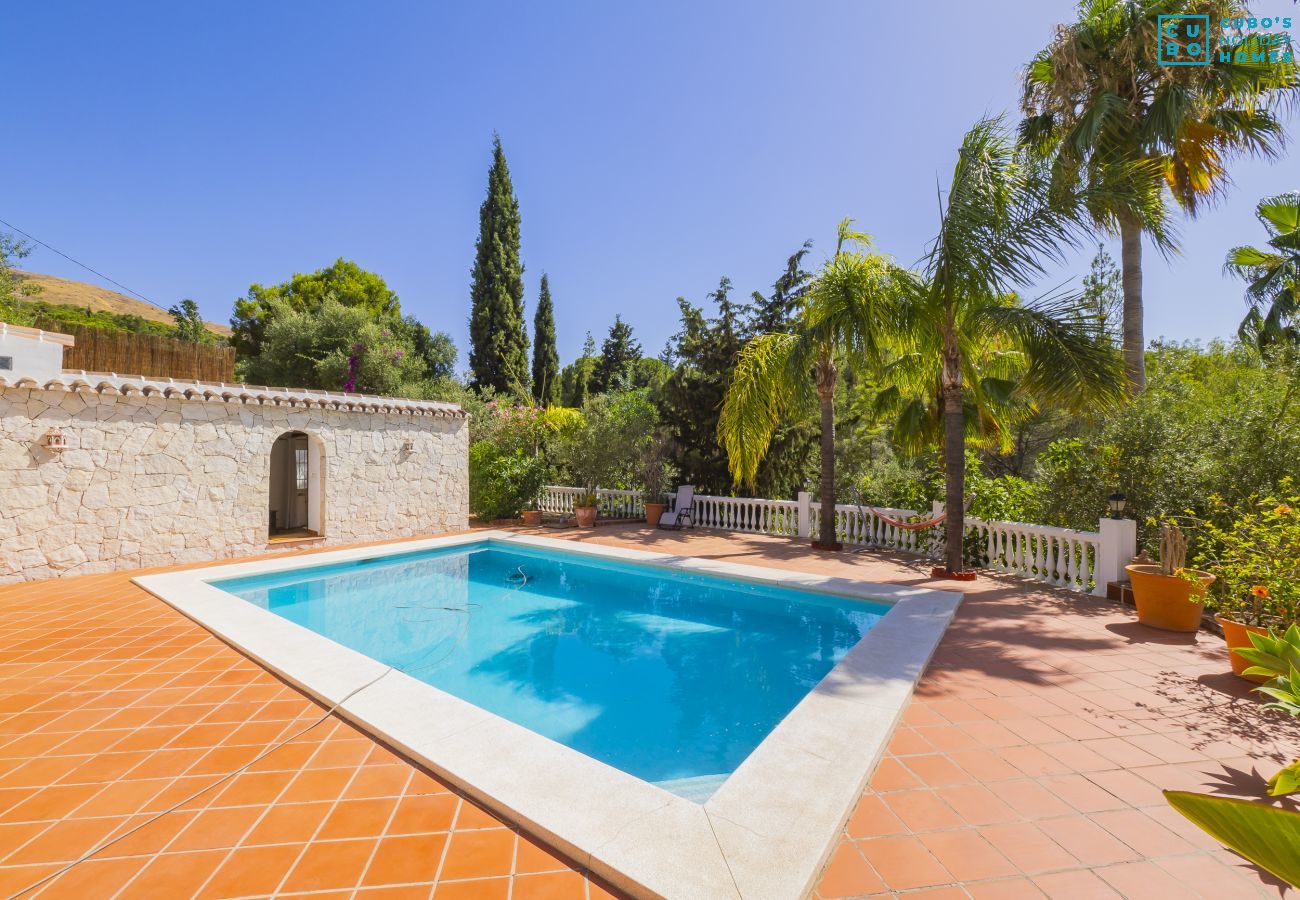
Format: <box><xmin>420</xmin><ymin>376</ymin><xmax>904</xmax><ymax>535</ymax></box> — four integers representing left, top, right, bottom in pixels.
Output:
<box><xmin>133</xmin><ymin>531</ymin><xmax>961</xmax><ymax>900</ymax></box>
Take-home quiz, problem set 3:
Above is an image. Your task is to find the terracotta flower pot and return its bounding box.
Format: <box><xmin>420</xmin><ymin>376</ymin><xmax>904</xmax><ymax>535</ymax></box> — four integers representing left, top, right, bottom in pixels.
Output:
<box><xmin>1215</xmin><ymin>614</ymin><xmax>1270</xmax><ymax>683</ymax></box>
<box><xmin>575</xmin><ymin>505</ymin><xmax>597</xmax><ymax>528</ymax></box>
<box><xmin>1125</xmin><ymin>564</ymin><xmax>1215</xmax><ymax>633</ymax></box>
<box><xmin>645</xmin><ymin>502</ymin><xmax>667</xmax><ymax>526</ymax></box>
<box><xmin>931</xmin><ymin>567</ymin><xmax>978</xmax><ymax>581</ymax></box>
<box><xmin>521</xmin><ymin>509</ymin><xmax>542</xmax><ymax>526</ymax></box>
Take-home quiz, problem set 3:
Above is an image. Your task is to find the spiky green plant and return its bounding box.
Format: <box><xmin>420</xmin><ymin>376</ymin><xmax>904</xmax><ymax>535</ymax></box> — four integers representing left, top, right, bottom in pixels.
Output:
<box><xmin>1168</xmin><ymin>622</ymin><xmax>1300</xmax><ymax>887</ymax></box>
<box><xmin>1165</xmin><ymin>791</ymin><xmax>1300</xmax><ymax>886</ymax></box>
<box><xmin>1236</xmin><ymin>624</ymin><xmax>1300</xmax><ymax>720</ymax></box>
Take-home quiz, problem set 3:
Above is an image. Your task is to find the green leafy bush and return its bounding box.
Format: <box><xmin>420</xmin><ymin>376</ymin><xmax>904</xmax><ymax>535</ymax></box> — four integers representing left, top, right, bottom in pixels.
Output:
<box><xmin>27</xmin><ymin>302</ymin><xmax>175</xmax><ymax>337</ymax></box>
<box><xmin>549</xmin><ymin>389</ymin><xmax>659</xmax><ymax>490</ymax></box>
<box><xmin>242</xmin><ymin>299</ymin><xmax>428</xmax><ymax>396</ymax></box>
<box><xmin>1032</xmin><ymin>342</ymin><xmax>1300</xmax><ymax>557</ymax></box>
<box><xmin>468</xmin><ymin>443</ymin><xmax>546</xmax><ymax>521</ymax></box>
<box><xmin>1195</xmin><ymin>486</ymin><xmax>1300</xmax><ymax>627</ymax></box>
<box><xmin>854</xmin><ymin>449</ymin><xmax>1042</xmax><ymax>523</ymax></box>
<box><xmin>853</xmin><ymin>446</ymin><xmax>935</xmax><ymax>512</ymax></box>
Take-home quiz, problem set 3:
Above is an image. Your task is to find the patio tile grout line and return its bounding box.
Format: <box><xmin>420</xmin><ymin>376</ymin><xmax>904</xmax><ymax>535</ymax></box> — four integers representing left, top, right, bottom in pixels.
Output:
<box><xmin>429</xmin><ymin>791</ymin><xmax>463</xmax><ymax>888</ymax></box>
<box><xmin>20</xmin><ymin>685</ymin><xmax>298</xmax><ymax>898</ymax></box>
<box><xmin>137</xmin><ymin>694</ymin><xmax>327</xmax><ymax>900</ymax></box>
<box><xmin>351</xmin><ymin>762</ymin><xmax>414</xmax><ymax>892</ymax></box>
<box><xmin>0</xmin><ymin>646</ymin><xmax>246</xmax><ymax>874</ymax></box>
<box><xmin>265</xmin><ymin>723</ymin><xmax>387</xmax><ymax>898</ymax></box>
<box><xmin>16</xmin><ymin>682</ymin><xmax>359</xmax><ymax>899</ymax></box>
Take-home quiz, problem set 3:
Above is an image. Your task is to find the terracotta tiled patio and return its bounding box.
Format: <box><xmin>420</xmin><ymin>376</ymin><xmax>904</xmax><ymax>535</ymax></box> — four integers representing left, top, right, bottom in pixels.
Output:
<box><xmin>1</xmin><ymin>526</ymin><xmax>1297</xmax><ymax>899</ymax></box>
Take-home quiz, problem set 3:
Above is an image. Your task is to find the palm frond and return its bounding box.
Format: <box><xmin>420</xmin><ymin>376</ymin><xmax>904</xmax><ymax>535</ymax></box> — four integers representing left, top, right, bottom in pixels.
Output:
<box><xmin>971</xmin><ymin>291</ymin><xmax>1125</xmax><ymax>412</ymax></box>
<box><xmin>718</xmin><ymin>332</ymin><xmax>811</xmax><ymax>488</ymax></box>
<box><xmin>717</xmin><ymin>330</ymin><xmax>806</xmax><ymax>486</ymax></box>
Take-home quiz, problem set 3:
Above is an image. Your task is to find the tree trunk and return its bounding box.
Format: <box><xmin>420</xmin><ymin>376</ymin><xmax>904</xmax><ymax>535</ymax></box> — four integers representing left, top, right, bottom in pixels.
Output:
<box><xmin>814</xmin><ymin>356</ymin><xmax>838</xmax><ymax>548</ymax></box>
<box><xmin>941</xmin><ymin>329</ymin><xmax>965</xmax><ymax>573</ymax></box>
<box><xmin>1119</xmin><ymin>216</ymin><xmax>1145</xmax><ymax>394</ymax></box>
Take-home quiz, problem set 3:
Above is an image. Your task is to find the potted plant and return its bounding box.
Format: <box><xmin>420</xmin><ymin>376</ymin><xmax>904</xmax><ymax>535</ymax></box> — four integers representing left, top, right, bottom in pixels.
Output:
<box><xmin>644</xmin><ymin>495</ymin><xmax>668</xmax><ymax>528</ymax></box>
<box><xmin>1125</xmin><ymin>521</ymin><xmax>1215</xmax><ymax>632</ymax></box>
<box><xmin>1165</xmin><ymin>624</ymin><xmax>1300</xmax><ymax>889</ymax></box>
<box><xmin>1197</xmin><ymin>489</ymin><xmax>1299</xmax><ymax>681</ymax></box>
<box><xmin>520</xmin><ymin>481</ymin><xmax>545</xmax><ymax>527</ymax></box>
<box><xmin>574</xmin><ymin>488</ymin><xmax>599</xmax><ymax>528</ymax></box>
<box><xmin>639</xmin><ymin>434</ymin><xmax>673</xmax><ymax>527</ymax></box>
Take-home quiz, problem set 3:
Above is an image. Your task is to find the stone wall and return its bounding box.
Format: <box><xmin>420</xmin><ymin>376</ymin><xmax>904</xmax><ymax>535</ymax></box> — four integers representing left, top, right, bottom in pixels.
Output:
<box><xmin>0</xmin><ymin>386</ymin><xmax>468</xmax><ymax>583</ymax></box>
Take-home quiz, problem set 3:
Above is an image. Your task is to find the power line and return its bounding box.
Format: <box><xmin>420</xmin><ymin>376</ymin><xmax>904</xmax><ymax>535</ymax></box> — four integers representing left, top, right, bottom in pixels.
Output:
<box><xmin>0</xmin><ymin>216</ymin><xmax>169</xmax><ymax>313</ymax></box>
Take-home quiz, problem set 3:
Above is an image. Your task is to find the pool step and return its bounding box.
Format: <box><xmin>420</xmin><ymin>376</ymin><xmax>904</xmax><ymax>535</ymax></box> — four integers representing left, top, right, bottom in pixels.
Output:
<box><xmin>653</xmin><ymin>773</ymin><xmax>729</xmax><ymax>804</ymax></box>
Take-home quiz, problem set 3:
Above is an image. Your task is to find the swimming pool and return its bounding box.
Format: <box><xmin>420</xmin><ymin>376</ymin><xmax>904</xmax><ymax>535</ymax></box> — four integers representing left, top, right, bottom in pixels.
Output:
<box><xmin>213</xmin><ymin>540</ymin><xmax>889</xmax><ymax>800</ymax></box>
<box><xmin>136</xmin><ymin>532</ymin><xmax>959</xmax><ymax>898</ymax></box>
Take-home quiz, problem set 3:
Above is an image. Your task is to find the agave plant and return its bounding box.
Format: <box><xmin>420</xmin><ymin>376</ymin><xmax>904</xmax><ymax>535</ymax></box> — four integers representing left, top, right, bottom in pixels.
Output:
<box><xmin>1164</xmin><ymin>792</ymin><xmax>1300</xmax><ymax>887</ymax></box>
<box><xmin>1167</xmin><ymin>623</ymin><xmax>1300</xmax><ymax>886</ymax></box>
<box><xmin>1237</xmin><ymin>624</ymin><xmax>1300</xmax><ymax>720</ymax></box>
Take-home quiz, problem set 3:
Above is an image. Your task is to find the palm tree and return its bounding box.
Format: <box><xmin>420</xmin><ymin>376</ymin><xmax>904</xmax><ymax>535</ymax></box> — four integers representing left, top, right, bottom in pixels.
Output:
<box><xmin>917</xmin><ymin>117</ymin><xmax>1126</xmax><ymax>574</ymax></box>
<box><xmin>1226</xmin><ymin>192</ymin><xmax>1300</xmax><ymax>348</ymax></box>
<box><xmin>1021</xmin><ymin>0</ymin><xmax>1299</xmax><ymax>393</ymax></box>
<box><xmin>719</xmin><ymin>221</ymin><xmax>913</xmax><ymax>549</ymax></box>
<box><xmin>875</xmin><ymin>311</ymin><xmax>1039</xmax><ymax>460</ymax></box>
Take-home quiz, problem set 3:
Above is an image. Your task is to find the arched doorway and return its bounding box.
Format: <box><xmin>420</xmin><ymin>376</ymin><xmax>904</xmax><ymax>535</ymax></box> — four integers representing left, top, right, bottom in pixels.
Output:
<box><xmin>268</xmin><ymin>431</ymin><xmax>323</xmax><ymax>540</ymax></box>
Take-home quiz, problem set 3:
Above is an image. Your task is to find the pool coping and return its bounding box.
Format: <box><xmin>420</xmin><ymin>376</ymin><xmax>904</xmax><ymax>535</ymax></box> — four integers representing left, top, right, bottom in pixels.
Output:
<box><xmin>133</xmin><ymin>531</ymin><xmax>961</xmax><ymax>899</ymax></box>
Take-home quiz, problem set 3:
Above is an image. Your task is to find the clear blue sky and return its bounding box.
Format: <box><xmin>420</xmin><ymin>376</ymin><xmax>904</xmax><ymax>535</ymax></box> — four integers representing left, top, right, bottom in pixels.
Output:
<box><xmin>5</xmin><ymin>1</ymin><xmax>1295</xmax><ymax>369</ymax></box>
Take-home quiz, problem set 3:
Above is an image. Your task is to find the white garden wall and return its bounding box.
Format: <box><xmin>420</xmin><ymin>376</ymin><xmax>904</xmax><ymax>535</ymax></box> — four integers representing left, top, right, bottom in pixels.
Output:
<box><xmin>0</xmin><ymin>380</ymin><xmax>469</xmax><ymax>583</ymax></box>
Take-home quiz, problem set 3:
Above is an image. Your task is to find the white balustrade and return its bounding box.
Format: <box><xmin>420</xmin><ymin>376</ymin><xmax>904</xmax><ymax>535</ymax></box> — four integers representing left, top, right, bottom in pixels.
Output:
<box><xmin>538</xmin><ymin>486</ymin><xmax>645</xmax><ymax>518</ymax></box>
<box><xmin>961</xmin><ymin>516</ymin><xmax>1102</xmax><ymax>595</ymax></box>
<box><xmin>540</xmin><ymin>486</ymin><xmax>1131</xmax><ymax>597</ymax></box>
<box><xmin>690</xmin><ymin>495</ymin><xmax>800</xmax><ymax>535</ymax></box>
<box><xmin>807</xmin><ymin>502</ymin><xmax>927</xmax><ymax>552</ymax></box>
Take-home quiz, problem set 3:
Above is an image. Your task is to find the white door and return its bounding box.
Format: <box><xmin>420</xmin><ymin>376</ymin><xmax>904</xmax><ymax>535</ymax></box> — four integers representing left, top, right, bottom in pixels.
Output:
<box><xmin>306</xmin><ymin>437</ymin><xmax>323</xmax><ymax>534</ymax></box>
<box><xmin>292</xmin><ymin>437</ymin><xmax>309</xmax><ymax>527</ymax></box>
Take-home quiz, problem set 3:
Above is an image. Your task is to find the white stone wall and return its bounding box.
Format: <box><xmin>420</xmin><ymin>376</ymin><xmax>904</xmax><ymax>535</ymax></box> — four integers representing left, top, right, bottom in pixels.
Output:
<box><xmin>0</xmin><ymin>386</ymin><xmax>469</xmax><ymax>583</ymax></box>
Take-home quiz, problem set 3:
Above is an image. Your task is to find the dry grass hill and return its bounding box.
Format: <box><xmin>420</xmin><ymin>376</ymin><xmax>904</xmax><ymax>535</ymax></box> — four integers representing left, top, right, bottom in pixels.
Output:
<box><xmin>14</xmin><ymin>270</ymin><xmax>232</xmax><ymax>336</ymax></box>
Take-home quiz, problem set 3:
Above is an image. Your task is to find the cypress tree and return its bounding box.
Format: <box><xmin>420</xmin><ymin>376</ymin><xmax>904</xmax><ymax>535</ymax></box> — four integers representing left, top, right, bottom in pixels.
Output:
<box><xmin>468</xmin><ymin>134</ymin><xmax>529</xmax><ymax>394</ymax></box>
<box><xmin>531</xmin><ymin>273</ymin><xmax>560</xmax><ymax>406</ymax></box>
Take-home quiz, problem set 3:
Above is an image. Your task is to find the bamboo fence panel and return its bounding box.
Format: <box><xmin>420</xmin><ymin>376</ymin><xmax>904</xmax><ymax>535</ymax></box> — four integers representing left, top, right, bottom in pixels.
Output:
<box><xmin>38</xmin><ymin>323</ymin><xmax>235</xmax><ymax>382</ymax></box>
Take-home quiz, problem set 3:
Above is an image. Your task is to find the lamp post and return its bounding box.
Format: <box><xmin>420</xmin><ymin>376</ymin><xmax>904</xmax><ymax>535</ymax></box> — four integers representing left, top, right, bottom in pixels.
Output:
<box><xmin>1106</xmin><ymin>491</ymin><xmax>1128</xmax><ymax>520</ymax></box>
<box><xmin>1097</xmin><ymin>490</ymin><xmax>1137</xmax><ymax>597</ymax></box>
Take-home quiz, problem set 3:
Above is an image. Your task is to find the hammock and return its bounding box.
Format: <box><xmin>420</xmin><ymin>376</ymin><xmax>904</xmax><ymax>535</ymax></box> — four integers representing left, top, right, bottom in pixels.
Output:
<box><xmin>867</xmin><ymin>508</ymin><xmax>947</xmax><ymax>531</ymax></box>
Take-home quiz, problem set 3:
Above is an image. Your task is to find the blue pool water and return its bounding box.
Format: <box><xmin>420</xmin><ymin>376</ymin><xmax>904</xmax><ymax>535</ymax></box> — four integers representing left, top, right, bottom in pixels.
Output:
<box><xmin>214</xmin><ymin>540</ymin><xmax>887</xmax><ymax>800</ymax></box>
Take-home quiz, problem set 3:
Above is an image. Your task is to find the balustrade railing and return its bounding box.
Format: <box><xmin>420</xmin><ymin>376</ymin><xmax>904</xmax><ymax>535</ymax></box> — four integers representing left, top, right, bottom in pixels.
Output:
<box><xmin>808</xmin><ymin>503</ymin><xmax>927</xmax><ymax>553</ymax></box>
<box><xmin>537</xmin><ymin>486</ymin><xmax>1131</xmax><ymax>596</ymax></box>
<box><xmin>691</xmin><ymin>495</ymin><xmax>800</xmax><ymax>535</ymax></box>
<box><xmin>962</xmin><ymin>516</ymin><xmax>1101</xmax><ymax>594</ymax></box>
<box><xmin>538</xmin><ymin>486</ymin><xmax>644</xmax><ymax>519</ymax></box>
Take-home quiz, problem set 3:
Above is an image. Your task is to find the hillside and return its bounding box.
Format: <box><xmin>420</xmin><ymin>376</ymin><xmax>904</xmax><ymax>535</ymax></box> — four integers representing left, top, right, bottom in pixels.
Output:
<box><xmin>13</xmin><ymin>270</ymin><xmax>232</xmax><ymax>336</ymax></box>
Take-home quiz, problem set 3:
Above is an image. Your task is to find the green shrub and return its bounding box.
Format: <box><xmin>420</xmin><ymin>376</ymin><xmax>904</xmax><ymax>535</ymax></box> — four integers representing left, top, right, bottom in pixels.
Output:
<box><xmin>242</xmin><ymin>299</ymin><xmax>427</xmax><ymax>395</ymax></box>
<box><xmin>1032</xmin><ymin>342</ymin><xmax>1300</xmax><ymax>556</ymax></box>
<box><xmin>1197</xmin><ymin>485</ymin><xmax>1300</xmax><ymax>627</ymax></box>
<box><xmin>549</xmin><ymin>389</ymin><xmax>659</xmax><ymax>490</ymax></box>
<box><xmin>469</xmin><ymin>443</ymin><xmax>546</xmax><ymax>521</ymax></box>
